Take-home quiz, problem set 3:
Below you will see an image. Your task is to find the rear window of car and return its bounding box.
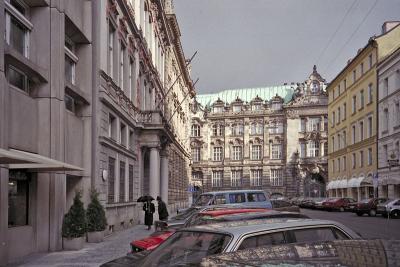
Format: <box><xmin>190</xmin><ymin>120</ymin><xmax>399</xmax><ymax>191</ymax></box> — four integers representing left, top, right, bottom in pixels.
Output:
<box><xmin>292</xmin><ymin>227</ymin><xmax>349</xmax><ymax>243</ymax></box>
<box><xmin>238</xmin><ymin>232</ymin><xmax>286</xmax><ymax>250</ymax></box>
<box><xmin>247</xmin><ymin>192</ymin><xmax>266</xmax><ymax>202</ymax></box>
<box><xmin>272</xmin><ymin>200</ymin><xmax>291</xmax><ymax>208</ymax></box>
<box><xmin>214</xmin><ymin>194</ymin><xmax>227</xmax><ymax>205</ymax></box>
<box><xmin>229</xmin><ymin>193</ymin><xmax>246</xmax><ymax>203</ymax></box>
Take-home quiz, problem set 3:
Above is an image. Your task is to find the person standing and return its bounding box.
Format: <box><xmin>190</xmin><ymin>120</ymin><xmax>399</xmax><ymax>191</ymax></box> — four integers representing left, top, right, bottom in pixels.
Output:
<box><xmin>157</xmin><ymin>196</ymin><xmax>169</xmax><ymax>221</ymax></box>
<box><xmin>143</xmin><ymin>200</ymin><xmax>155</xmax><ymax>230</ymax></box>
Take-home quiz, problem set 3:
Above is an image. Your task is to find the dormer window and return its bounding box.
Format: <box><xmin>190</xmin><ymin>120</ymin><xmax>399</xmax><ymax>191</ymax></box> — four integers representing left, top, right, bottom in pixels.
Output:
<box><xmin>232</xmin><ymin>105</ymin><xmax>241</xmax><ymax>113</ymax></box>
<box><xmin>252</xmin><ymin>104</ymin><xmax>261</xmax><ymax>111</ymax></box>
<box><xmin>271</xmin><ymin>102</ymin><xmax>282</xmax><ymax>110</ymax></box>
<box><xmin>191</xmin><ymin>125</ymin><xmax>200</xmax><ymax>137</ymax></box>
<box><xmin>311</xmin><ymin>82</ymin><xmax>319</xmax><ymax>93</ymax></box>
<box><xmin>213</xmin><ymin>106</ymin><xmax>223</xmax><ymax>113</ymax></box>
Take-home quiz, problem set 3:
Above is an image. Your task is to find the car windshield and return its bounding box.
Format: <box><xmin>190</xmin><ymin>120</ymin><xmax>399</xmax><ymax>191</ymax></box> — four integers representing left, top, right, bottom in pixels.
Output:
<box><xmin>171</xmin><ymin>207</ymin><xmax>198</xmax><ymax>220</ymax></box>
<box><xmin>380</xmin><ymin>199</ymin><xmax>394</xmax><ymax>205</ymax></box>
<box><xmin>194</xmin><ymin>195</ymin><xmax>213</xmax><ymax>206</ymax></box>
<box><xmin>141</xmin><ymin>231</ymin><xmax>231</xmax><ymax>267</ymax></box>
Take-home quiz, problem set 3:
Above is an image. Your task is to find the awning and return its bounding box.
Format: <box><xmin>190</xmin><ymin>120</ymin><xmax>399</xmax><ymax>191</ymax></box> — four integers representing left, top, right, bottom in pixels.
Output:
<box><xmin>337</xmin><ymin>179</ymin><xmax>348</xmax><ymax>189</ymax></box>
<box><xmin>327</xmin><ymin>180</ymin><xmax>339</xmax><ymax>190</ymax></box>
<box><xmin>348</xmin><ymin>177</ymin><xmax>364</xmax><ymax>188</ymax></box>
<box><xmin>0</xmin><ymin>148</ymin><xmax>83</xmax><ymax>172</ymax></box>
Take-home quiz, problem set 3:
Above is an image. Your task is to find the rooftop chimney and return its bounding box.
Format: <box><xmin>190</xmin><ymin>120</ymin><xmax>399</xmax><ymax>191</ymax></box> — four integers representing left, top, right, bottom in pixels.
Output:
<box><xmin>382</xmin><ymin>21</ymin><xmax>400</xmax><ymax>34</ymax></box>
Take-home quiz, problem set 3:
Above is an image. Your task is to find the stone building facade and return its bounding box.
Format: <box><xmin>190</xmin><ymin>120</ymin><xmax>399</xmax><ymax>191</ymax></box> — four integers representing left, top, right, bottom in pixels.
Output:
<box><xmin>0</xmin><ymin>0</ymin><xmax>193</xmax><ymax>264</ymax></box>
<box><xmin>190</xmin><ymin>67</ymin><xmax>327</xmax><ymax>199</ymax></box>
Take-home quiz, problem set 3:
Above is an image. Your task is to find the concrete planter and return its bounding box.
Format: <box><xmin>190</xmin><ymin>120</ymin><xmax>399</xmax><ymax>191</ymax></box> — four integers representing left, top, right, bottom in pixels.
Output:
<box><xmin>87</xmin><ymin>231</ymin><xmax>104</xmax><ymax>243</ymax></box>
<box><xmin>63</xmin><ymin>236</ymin><xmax>85</xmax><ymax>250</ymax></box>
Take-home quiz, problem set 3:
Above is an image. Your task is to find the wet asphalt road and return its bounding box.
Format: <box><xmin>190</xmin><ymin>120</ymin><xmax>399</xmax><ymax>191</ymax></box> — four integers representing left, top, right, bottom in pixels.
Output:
<box><xmin>301</xmin><ymin>208</ymin><xmax>400</xmax><ymax>240</ymax></box>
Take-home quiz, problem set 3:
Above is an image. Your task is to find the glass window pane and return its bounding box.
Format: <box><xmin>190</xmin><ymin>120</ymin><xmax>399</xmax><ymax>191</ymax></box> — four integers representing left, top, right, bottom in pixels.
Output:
<box><xmin>65</xmin><ymin>55</ymin><xmax>75</xmax><ymax>84</ymax></box>
<box><xmin>229</xmin><ymin>193</ymin><xmax>246</xmax><ymax>203</ymax></box>
<box><xmin>10</xmin><ymin>17</ymin><xmax>26</xmax><ymax>55</ymax></box>
<box><xmin>293</xmin><ymin>228</ymin><xmax>337</xmax><ymax>243</ymax></box>
<box><xmin>238</xmin><ymin>232</ymin><xmax>285</xmax><ymax>250</ymax></box>
<box><xmin>7</xmin><ymin>66</ymin><xmax>27</xmax><ymax>91</ymax></box>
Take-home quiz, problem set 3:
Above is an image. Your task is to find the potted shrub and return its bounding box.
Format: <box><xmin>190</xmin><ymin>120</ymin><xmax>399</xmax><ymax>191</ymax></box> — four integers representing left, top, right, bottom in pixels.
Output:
<box><xmin>86</xmin><ymin>189</ymin><xmax>107</xmax><ymax>243</ymax></box>
<box><xmin>62</xmin><ymin>191</ymin><xmax>87</xmax><ymax>250</ymax></box>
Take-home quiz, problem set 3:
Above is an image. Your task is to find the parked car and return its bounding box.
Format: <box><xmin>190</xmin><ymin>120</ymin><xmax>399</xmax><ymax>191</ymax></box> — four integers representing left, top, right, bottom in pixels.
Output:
<box><xmin>102</xmin><ymin>218</ymin><xmax>360</xmax><ymax>266</ymax></box>
<box><xmin>314</xmin><ymin>197</ymin><xmax>329</xmax><ymax>209</ymax></box>
<box><xmin>200</xmin><ymin>239</ymin><xmax>399</xmax><ymax>267</ymax></box>
<box><xmin>353</xmin><ymin>198</ymin><xmax>388</xmax><ymax>216</ymax></box>
<box><xmin>271</xmin><ymin>199</ymin><xmax>300</xmax><ymax>212</ymax></box>
<box><xmin>322</xmin><ymin>197</ymin><xmax>356</xmax><ymax>212</ymax></box>
<box><xmin>190</xmin><ymin>190</ymin><xmax>273</xmax><ymax>209</ymax></box>
<box><xmin>377</xmin><ymin>198</ymin><xmax>400</xmax><ymax>218</ymax></box>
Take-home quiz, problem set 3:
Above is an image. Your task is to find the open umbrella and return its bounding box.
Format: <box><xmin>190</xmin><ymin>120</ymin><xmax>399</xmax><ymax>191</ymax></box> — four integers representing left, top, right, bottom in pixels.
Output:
<box><xmin>137</xmin><ymin>195</ymin><xmax>154</xmax><ymax>202</ymax></box>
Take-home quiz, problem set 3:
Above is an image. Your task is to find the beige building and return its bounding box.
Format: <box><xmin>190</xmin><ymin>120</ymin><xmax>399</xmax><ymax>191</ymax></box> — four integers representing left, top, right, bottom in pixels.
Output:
<box><xmin>327</xmin><ymin>23</ymin><xmax>400</xmax><ymax>201</ymax></box>
<box><xmin>190</xmin><ymin>67</ymin><xmax>328</xmax><ymax>199</ymax></box>
<box><xmin>0</xmin><ymin>0</ymin><xmax>194</xmax><ymax>264</ymax></box>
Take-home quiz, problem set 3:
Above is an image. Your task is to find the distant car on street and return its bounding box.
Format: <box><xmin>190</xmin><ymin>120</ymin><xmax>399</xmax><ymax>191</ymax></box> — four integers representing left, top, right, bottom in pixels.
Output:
<box><xmin>271</xmin><ymin>199</ymin><xmax>300</xmax><ymax>212</ymax></box>
<box><xmin>322</xmin><ymin>197</ymin><xmax>356</xmax><ymax>212</ymax></box>
<box><xmin>133</xmin><ymin>218</ymin><xmax>360</xmax><ymax>266</ymax></box>
<box><xmin>353</xmin><ymin>198</ymin><xmax>388</xmax><ymax>216</ymax></box>
<box><xmin>377</xmin><ymin>198</ymin><xmax>400</xmax><ymax>218</ymax></box>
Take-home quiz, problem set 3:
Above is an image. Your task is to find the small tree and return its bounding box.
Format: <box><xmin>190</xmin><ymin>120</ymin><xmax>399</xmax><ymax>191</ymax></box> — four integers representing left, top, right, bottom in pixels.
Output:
<box><xmin>86</xmin><ymin>189</ymin><xmax>107</xmax><ymax>232</ymax></box>
<box><xmin>62</xmin><ymin>191</ymin><xmax>87</xmax><ymax>238</ymax></box>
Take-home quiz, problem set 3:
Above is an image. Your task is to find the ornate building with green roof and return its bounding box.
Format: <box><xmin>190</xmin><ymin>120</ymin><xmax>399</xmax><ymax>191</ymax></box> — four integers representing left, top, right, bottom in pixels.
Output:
<box><xmin>189</xmin><ymin>66</ymin><xmax>328</xmax><ymax>198</ymax></box>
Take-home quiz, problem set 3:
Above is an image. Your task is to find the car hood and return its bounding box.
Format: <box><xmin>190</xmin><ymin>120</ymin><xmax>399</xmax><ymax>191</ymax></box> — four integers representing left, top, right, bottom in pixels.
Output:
<box><xmin>131</xmin><ymin>231</ymin><xmax>174</xmax><ymax>250</ymax></box>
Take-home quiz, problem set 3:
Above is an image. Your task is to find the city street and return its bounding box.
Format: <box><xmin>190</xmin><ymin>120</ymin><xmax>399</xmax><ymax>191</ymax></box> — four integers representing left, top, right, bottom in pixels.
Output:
<box><xmin>302</xmin><ymin>209</ymin><xmax>400</xmax><ymax>240</ymax></box>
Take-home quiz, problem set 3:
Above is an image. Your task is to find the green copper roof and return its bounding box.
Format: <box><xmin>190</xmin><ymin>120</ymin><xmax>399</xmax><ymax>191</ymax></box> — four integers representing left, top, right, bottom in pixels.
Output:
<box><xmin>196</xmin><ymin>85</ymin><xmax>295</xmax><ymax>107</ymax></box>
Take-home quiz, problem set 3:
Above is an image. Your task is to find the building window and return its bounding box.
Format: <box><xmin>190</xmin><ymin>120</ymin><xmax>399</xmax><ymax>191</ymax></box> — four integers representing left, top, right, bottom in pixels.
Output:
<box><xmin>270</xmin><ymin>169</ymin><xmax>283</xmax><ymax>186</ymax></box>
<box><xmin>353</xmin><ymin>70</ymin><xmax>356</xmax><ymax>83</ymax></box>
<box><xmin>213</xmin><ymin>147</ymin><xmax>222</xmax><ymax>161</ymax></box>
<box><xmin>250</xmin><ymin>170</ymin><xmax>262</xmax><ymax>186</ymax></box>
<box><xmin>191</xmin><ymin>125</ymin><xmax>200</xmax><ymax>137</ymax></box>
<box><xmin>343</xmin><ymin>156</ymin><xmax>346</xmax><ymax>171</ymax></box>
<box><xmin>5</xmin><ymin>1</ymin><xmax>31</xmax><ymax>58</ymax></box>
<box><xmin>367</xmin><ymin>117</ymin><xmax>373</xmax><ymax>138</ymax></box>
<box><xmin>252</xmin><ymin>104</ymin><xmax>261</xmax><ymax>111</ymax></box>
<box><xmin>129</xmin><ymin>164</ymin><xmax>134</xmax><ymax>202</ymax></box>
<box><xmin>6</xmin><ymin>65</ymin><xmax>29</xmax><ymax>93</ymax></box>
<box><xmin>383</xmin><ymin>108</ymin><xmax>389</xmax><ymax>132</ymax></box>
<box><xmin>343</xmin><ymin>130</ymin><xmax>347</xmax><ymax>146</ymax></box>
<box><xmin>352</xmin><ymin>153</ymin><xmax>356</xmax><ymax>169</ymax></box>
<box><xmin>129</xmin><ymin>130</ymin><xmax>134</xmax><ymax>150</ymax></box>
<box><xmin>332</xmin><ymin>160</ymin><xmax>335</xmax><ymax>173</ymax></box>
<box><xmin>65</xmin><ymin>43</ymin><xmax>78</xmax><ymax>85</ymax></box>
<box><xmin>361</xmin><ymin>63</ymin><xmax>364</xmax><ymax>75</ymax></box>
<box><xmin>300</xmin><ymin>143</ymin><xmax>306</xmax><ymax>158</ymax></box>
<box><xmin>359</xmin><ymin>151</ymin><xmax>364</xmax><ymax>167</ymax></box>
<box><xmin>120</xmin><ymin>123</ymin><xmax>126</xmax><ymax>147</ymax></box>
<box><xmin>108</xmin><ymin>113</ymin><xmax>117</xmax><ymax>141</ymax></box>
<box><xmin>331</xmin><ymin>112</ymin><xmax>335</xmax><ymax>127</ymax></box>
<box><xmin>119</xmin><ymin>44</ymin><xmax>125</xmax><ymax>90</ymax></box>
<box><xmin>108</xmin><ymin>157</ymin><xmax>115</xmax><ymax>203</ymax></box>
<box><xmin>108</xmin><ymin>23</ymin><xmax>115</xmax><ymax>78</ymax></box>
<box><xmin>231</xmin><ymin>170</ymin><xmax>242</xmax><ymax>187</ymax></box>
<box><xmin>271</xmin><ymin>144</ymin><xmax>282</xmax><ymax>159</ymax></box>
<box><xmin>269</xmin><ymin>122</ymin><xmax>283</xmax><ymax>134</ymax></box>
<box><xmin>192</xmin><ymin>147</ymin><xmax>200</xmax><ymax>162</ymax></box>
<box><xmin>8</xmin><ymin>170</ymin><xmax>30</xmax><ymax>227</ymax></box>
<box><xmin>337</xmin><ymin>158</ymin><xmax>340</xmax><ymax>172</ymax></box>
<box><xmin>231</xmin><ymin>124</ymin><xmax>244</xmax><ymax>136</ymax></box>
<box><xmin>368</xmin><ymin>84</ymin><xmax>373</xmax><ymax>103</ymax></box>
<box><xmin>64</xmin><ymin>94</ymin><xmax>76</xmax><ymax>113</ymax></box>
<box><xmin>251</xmin><ymin>145</ymin><xmax>262</xmax><ymax>160</ymax></box>
<box><xmin>352</xmin><ymin>96</ymin><xmax>356</xmax><ymax>114</ymax></box>
<box><xmin>307</xmin><ymin>141</ymin><xmax>319</xmax><ymax>157</ymax></box>
<box><xmin>308</xmin><ymin>118</ymin><xmax>320</xmax><ymax>131</ymax></box>
<box><xmin>359</xmin><ymin>121</ymin><xmax>364</xmax><ymax>141</ymax></box>
<box><xmin>369</xmin><ymin>54</ymin><xmax>373</xmax><ymax>69</ymax></box>
<box><xmin>119</xmin><ymin>161</ymin><xmax>125</xmax><ymax>202</ymax></box>
<box><xmin>337</xmin><ymin>108</ymin><xmax>340</xmax><ymax>124</ymax></box>
<box><xmin>352</xmin><ymin>125</ymin><xmax>356</xmax><ymax>144</ymax></box>
<box><xmin>250</xmin><ymin>123</ymin><xmax>263</xmax><ymax>135</ymax></box>
<box><xmin>212</xmin><ymin>125</ymin><xmax>224</xmax><ymax>136</ymax></box>
<box><xmin>396</xmin><ymin>103</ymin><xmax>400</xmax><ymax>126</ymax></box>
<box><xmin>344</xmin><ymin>79</ymin><xmax>347</xmax><ymax>90</ymax></box>
<box><xmin>213</xmin><ymin>106</ymin><xmax>223</xmax><ymax>113</ymax></box>
<box><xmin>129</xmin><ymin>60</ymin><xmax>133</xmax><ymax>100</ymax></box>
<box><xmin>232</xmin><ymin>146</ymin><xmax>242</xmax><ymax>160</ymax></box>
<box><xmin>211</xmin><ymin>171</ymin><xmax>223</xmax><ymax>188</ymax></box>
<box><xmin>383</xmin><ymin>78</ymin><xmax>389</xmax><ymax>97</ymax></box>
<box><xmin>343</xmin><ymin>103</ymin><xmax>347</xmax><ymax>120</ymax></box>
<box><xmin>368</xmin><ymin>148</ymin><xmax>372</xmax><ymax>165</ymax></box>
<box><xmin>232</xmin><ymin>105</ymin><xmax>241</xmax><ymax>113</ymax></box>
<box><xmin>331</xmin><ymin>136</ymin><xmax>335</xmax><ymax>152</ymax></box>
<box><xmin>360</xmin><ymin>90</ymin><xmax>364</xmax><ymax>109</ymax></box>
<box><xmin>299</xmin><ymin>118</ymin><xmax>306</xmax><ymax>132</ymax></box>
<box><xmin>383</xmin><ymin>145</ymin><xmax>388</xmax><ymax>167</ymax></box>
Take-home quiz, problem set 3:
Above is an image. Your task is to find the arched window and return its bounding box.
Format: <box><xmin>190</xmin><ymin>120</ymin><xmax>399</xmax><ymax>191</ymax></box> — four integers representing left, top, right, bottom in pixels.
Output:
<box><xmin>231</xmin><ymin>124</ymin><xmax>243</xmax><ymax>136</ymax></box>
<box><xmin>213</xmin><ymin>124</ymin><xmax>224</xmax><ymax>136</ymax></box>
<box><xmin>308</xmin><ymin>141</ymin><xmax>320</xmax><ymax>157</ymax></box>
<box><xmin>191</xmin><ymin>125</ymin><xmax>200</xmax><ymax>137</ymax></box>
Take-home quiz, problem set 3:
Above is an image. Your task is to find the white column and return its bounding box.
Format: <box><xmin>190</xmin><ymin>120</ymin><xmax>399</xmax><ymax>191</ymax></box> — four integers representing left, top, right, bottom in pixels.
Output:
<box><xmin>149</xmin><ymin>147</ymin><xmax>160</xmax><ymax>199</ymax></box>
<box><xmin>160</xmin><ymin>152</ymin><xmax>169</xmax><ymax>204</ymax></box>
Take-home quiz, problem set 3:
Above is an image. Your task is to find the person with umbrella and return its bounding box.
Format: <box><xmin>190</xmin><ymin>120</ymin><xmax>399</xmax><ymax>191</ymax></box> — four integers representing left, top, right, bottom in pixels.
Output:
<box><xmin>157</xmin><ymin>196</ymin><xmax>169</xmax><ymax>221</ymax></box>
<box><xmin>138</xmin><ymin>196</ymin><xmax>155</xmax><ymax>230</ymax></box>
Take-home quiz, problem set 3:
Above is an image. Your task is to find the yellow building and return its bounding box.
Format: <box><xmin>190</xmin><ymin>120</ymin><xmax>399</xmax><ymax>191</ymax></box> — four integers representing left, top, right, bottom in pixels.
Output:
<box><xmin>327</xmin><ymin>24</ymin><xmax>400</xmax><ymax>201</ymax></box>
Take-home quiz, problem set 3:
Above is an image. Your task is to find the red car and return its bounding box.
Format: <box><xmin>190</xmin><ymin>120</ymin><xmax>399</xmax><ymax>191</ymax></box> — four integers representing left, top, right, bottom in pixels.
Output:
<box><xmin>130</xmin><ymin>208</ymin><xmax>268</xmax><ymax>253</ymax></box>
<box><xmin>322</xmin><ymin>198</ymin><xmax>357</xmax><ymax>212</ymax></box>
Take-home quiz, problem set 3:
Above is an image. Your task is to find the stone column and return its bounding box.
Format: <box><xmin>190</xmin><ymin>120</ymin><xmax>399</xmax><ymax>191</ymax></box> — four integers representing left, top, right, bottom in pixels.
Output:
<box><xmin>160</xmin><ymin>151</ymin><xmax>169</xmax><ymax>204</ymax></box>
<box><xmin>149</xmin><ymin>147</ymin><xmax>160</xmax><ymax>199</ymax></box>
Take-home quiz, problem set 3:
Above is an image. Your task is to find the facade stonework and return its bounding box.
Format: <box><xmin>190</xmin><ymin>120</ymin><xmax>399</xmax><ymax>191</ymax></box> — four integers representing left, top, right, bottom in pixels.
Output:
<box><xmin>190</xmin><ymin>67</ymin><xmax>328</xmax><ymax>199</ymax></box>
<box><xmin>0</xmin><ymin>0</ymin><xmax>194</xmax><ymax>264</ymax></box>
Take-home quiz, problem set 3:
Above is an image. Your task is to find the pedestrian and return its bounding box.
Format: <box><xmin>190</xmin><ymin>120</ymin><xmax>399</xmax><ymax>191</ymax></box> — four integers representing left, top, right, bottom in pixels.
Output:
<box><xmin>143</xmin><ymin>200</ymin><xmax>155</xmax><ymax>230</ymax></box>
<box><xmin>157</xmin><ymin>196</ymin><xmax>169</xmax><ymax>221</ymax></box>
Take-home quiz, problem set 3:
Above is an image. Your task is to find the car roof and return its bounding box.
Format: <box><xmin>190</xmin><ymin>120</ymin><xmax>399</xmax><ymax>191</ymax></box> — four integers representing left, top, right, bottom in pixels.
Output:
<box><xmin>205</xmin><ymin>211</ymin><xmax>309</xmax><ymax>222</ymax></box>
<box><xmin>182</xmin><ymin>218</ymin><xmax>357</xmax><ymax>237</ymax></box>
<box><xmin>202</xmin><ymin>189</ymin><xmax>266</xmax><ymax>195</ymax></box>
<box><xmin>199</xmin><ymin>208</ymin><xmax>268</xmax><ymax>217</ymax></box>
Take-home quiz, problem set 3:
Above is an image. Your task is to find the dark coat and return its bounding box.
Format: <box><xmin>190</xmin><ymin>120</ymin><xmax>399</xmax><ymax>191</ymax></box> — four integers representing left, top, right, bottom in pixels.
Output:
<box><xmin>143</xmin><ymin>202</ymin><xmax>155</xmax><ymax>226</ymax></box>
<box><xmin>158</xmin><ymin>200</ymin><xmax>169</xmax><ymax>221</ymax></box>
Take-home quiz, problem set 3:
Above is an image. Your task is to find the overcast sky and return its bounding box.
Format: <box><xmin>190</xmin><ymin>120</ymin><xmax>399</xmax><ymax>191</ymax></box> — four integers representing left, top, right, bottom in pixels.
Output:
<box><xmin>174</xmin><ymin>0</ymin><xmax>400</xmax><ymax>94</ymax></box>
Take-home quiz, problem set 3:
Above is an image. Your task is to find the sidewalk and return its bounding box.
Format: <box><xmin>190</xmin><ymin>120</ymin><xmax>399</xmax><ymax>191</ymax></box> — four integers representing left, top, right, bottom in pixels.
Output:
<box><xmin>7</xmin><ymin>224</ymin><xmax>152</xmax><ymax>267</ymax></box>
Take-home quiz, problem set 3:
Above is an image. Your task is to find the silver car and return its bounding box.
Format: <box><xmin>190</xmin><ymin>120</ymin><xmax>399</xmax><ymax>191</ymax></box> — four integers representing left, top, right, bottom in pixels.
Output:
<box><xmin>139</xmin><ymin>218</ymin><xmax>360</xmax><ymax>266</ymax></box>
<box><xmin>377</xmin><ymin>198</ymin><xmax>400</xmax><ymax>218</ymax></box>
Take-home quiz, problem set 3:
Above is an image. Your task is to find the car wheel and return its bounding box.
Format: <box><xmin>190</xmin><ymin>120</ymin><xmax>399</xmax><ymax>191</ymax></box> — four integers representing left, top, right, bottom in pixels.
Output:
<box><xmin>391</xmin><ymin>210</ymin><xmax>400</xmax><ymax>219</ymax></box>
<box><xmin>369</xmin><ymin>209</ymin><xmax>376</xmax><ymax>217</ymax></box>
<box><xmin>339</xmin><ymin>207</ymin><xmax>344</xmax><ymax>212</ymax></box>
<box><xmin>356</xmin><ymin>212</ymin><xmax>363</xmax><ymax>216</ymax></box>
